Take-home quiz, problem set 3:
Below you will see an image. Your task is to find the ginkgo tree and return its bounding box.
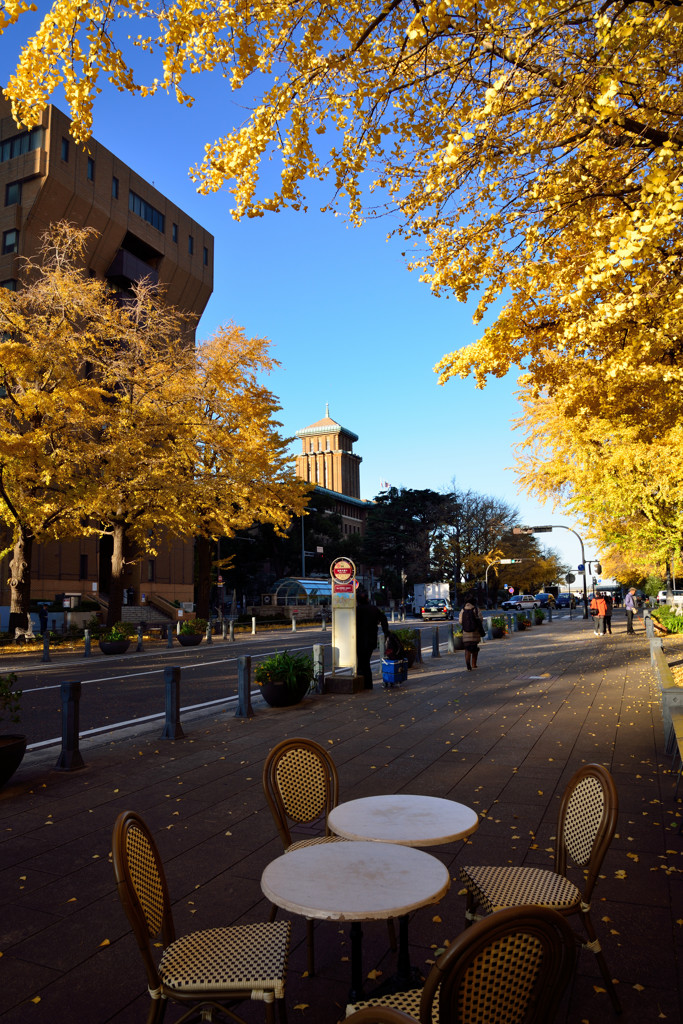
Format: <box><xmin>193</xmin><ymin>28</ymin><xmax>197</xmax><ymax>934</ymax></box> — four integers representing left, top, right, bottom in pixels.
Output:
<box><xmin>0</xmin><ymin>224</ymin><xmax>309</xmax><ymax>630</ymax></box>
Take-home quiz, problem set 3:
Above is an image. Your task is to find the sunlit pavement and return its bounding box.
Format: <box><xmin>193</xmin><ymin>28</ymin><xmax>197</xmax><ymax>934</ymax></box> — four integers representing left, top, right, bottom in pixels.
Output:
<box><xmin>1</xmin><ymin>610</ymin><xmax>681</xmax><ymax>1024</ymax></box>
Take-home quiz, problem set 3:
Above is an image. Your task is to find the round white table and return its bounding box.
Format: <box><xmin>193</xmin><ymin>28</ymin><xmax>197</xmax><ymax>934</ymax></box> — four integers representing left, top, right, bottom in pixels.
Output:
<box><xmin>327</xmin><ymin>794</ymin><xmax>479</xmax><ymax>846</ymax></box>
<box><xmin>261</xmin><ymin>840</ymin><xmax>449</xmax><ymax>1001</ymax></box>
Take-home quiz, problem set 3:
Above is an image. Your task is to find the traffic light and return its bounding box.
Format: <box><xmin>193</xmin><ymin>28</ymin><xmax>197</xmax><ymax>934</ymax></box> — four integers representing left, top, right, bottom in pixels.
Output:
<box><xmin>596</xmin><ymin>563</ymin><xmax>602</xmax><ymax>574</ymax></box>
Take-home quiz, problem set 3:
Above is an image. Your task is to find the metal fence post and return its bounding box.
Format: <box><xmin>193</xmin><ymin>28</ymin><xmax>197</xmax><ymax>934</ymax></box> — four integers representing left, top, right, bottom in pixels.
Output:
<box><xmin>206</xmin><ymin>621</ymin><xmax>212</xmax><ymax>645</ymax></box>
<box><xmin>432</xmin><ymin>626</ymin><xmax>440</xmax><ymax>658</ymax></box>
<box><xmin>136</xmin><ymin>623</ymin><xmax>144</xmax><ymax>652</ymax></box>
<box><xmin>415</xmin><ymin>630</ymin><xmax>423</xmax><ymax>664</ymax></box>
<box><xmin>292</xmin><ymin>616</ymin><xmax>297</xmax><ymax>632</ymax></box>
<box><xmin>447</xmin><ymin>626</ymin><xmax>455</xmax><ymax>654</ymax></box>
<box><xmin>644</xmin><ymin>609</ymin><xmax>654</xmax><ymax>638</ymax></box>
<box><xmin>229</xmin><ymin>619</ymin><xmax>235</xmax><ymax>642</ymax></box>
<box><xmin>313</xmin><ymin>644</ymin><xmax>325</xmax><ymax>694</ymax></box>
<box><xmin>42</xmin><ymin>631</ymin><xmax>51</xmax><ymax>663</ymax></box>
<box><xmin>252</xmin><ymin>616</ymin><xmax>256</xmax><ymax>635</ymax></box>
<box><xmin>321</xmin><ymin>615</ymin><xmax>327</xmax><ymax>631</ymax></box>
<box><xmin>485</xmin><ymin>617</ymin><xmax>493</xmax><ymax>640</ymax></box>
<box><xmin>167</xmin><ymin>623</ymin><xmax>173</xmax><ymax>647</ymax></box>
<box><xmin>235</xmin><ymin>655</ymin><xmax>254</xmax><ymax>718</ymax></box>
<box><xmin>55</xmin><ymin>681</ymin><xmax>85</xmax><ymax>771</ymax></box>
<box><xmin>83</xmin><ymin>629</ymin><xmax>91</xmax><ymax>658</ymax></box>
<box><xmin>160</xmin><ymin>666</ymin><xmax>184</xmax><ymax>739</ymax></box>
<box><xmin>222</xmin><ymin>619</ymin><xmax>228</xmax><ymax>640</ymax></box>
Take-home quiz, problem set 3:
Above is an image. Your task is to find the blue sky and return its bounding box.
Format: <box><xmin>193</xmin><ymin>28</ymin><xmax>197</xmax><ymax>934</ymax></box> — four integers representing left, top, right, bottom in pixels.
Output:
<box><xmin>0</xmin><ymin>13</ymin><xmax>596</xmax><ymax>572</ymax></box>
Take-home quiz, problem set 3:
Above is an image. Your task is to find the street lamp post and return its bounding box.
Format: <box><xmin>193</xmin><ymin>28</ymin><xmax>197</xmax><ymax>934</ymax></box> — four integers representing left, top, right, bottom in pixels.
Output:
<box><xmin>513</xmin><ymin>524</ymin><xmax>590</xmax><ymax>619</ymax></box>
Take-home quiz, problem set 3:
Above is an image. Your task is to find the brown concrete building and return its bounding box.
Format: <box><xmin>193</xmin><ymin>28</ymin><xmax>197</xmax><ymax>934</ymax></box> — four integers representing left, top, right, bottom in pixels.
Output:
<box><xmin>0</xmin><ymin>100</ymin><xmax>213</xmax><ymax>624</ymax></box>
<box><xmin>295</xmin><ymin>406</ymin><xmax>370</xmax><ymax>536</ymax></box>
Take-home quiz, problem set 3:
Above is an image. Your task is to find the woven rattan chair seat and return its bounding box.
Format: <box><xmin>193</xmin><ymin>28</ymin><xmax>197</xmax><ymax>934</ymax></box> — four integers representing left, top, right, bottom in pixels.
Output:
<box><xmin>287</xmin><ymin>835</ymin><xmax>347</xmax><ymax>852</ymax></box>
<box><xmin>460</xmin><ymin>864</ymin><xmax>580</xmax><ymax>913</ymax></box>
<box><xmin>159</xmin><ymin>920</ymin><xmax>290</xmax><ymax>998</ymax></box>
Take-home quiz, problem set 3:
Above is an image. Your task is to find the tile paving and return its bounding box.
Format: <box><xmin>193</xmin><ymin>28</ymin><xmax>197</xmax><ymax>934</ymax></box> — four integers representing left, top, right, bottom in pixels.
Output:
<box><xmin>1</xmin><ymin>611</ymin><xmax>682</xmax><ymax>1024</ymax></box>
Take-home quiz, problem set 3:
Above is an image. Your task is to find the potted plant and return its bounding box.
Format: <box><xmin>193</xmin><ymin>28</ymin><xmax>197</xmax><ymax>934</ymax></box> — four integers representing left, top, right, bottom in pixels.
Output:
<box><xmin>99</xmin><ymin>621</ymin><xmax>135</xmax><ymax>655</ymax></box>
<box><xmin>177</xmin><ymin>617</ymin><xmax>207</xmax><ymax>647</ymax></box>
<box><xmin>393</xmin><ymin>627</ymin><xmax>419</xmax><ymax>667</ymax></box>
<box><xmin>451</xmin><ymin>625</ymin><xmax>465</xmax><ymax>650</ymax></box>
<box><xmin>254</xmin><ymin>650</ymin><xmax>314</xmax><ymax>707</ymax></box>
<box><xmin>516</xmin><ymin>612</ymin><xmax>529</xmax><ymax>630</ymax></box>
<box><xmin>534</xmin><ymin>608</ymin><xmax>546</xmax><ymax>625</ymax></box>
<box><xmin>0</xmin><ymin>672</ymin><xmax>26</xmax><ymax>789</ymax></box>
<box><xmin>491</xmin><ymin>616</ymin><xmax>507</xmax><ymax>639</ymax></box>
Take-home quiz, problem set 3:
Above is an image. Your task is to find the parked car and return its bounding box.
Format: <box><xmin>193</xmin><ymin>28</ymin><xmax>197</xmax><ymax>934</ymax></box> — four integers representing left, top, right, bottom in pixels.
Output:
<box><xmin>501</xmin><ymin>593</ymin><xmax>538</xmax><ymax>610</ymax></box>
<box><xmin>534</xmin><ymin>593</ymin><xmax>552</xmax><ymax>608</ymax></box>
<box><xmin>555</xmin><ymin>593</ymin><xmax>573</xmax><ymax>608</ymax></box>
<box><xmin>657</xmin><ymin>589</ymin><xmax>683</xmax><ymax>605</ymax></box>
<box><xmin>421</xmin><ymin>598</ymin><xmax>452</xmax><ymax>620</ymax></box>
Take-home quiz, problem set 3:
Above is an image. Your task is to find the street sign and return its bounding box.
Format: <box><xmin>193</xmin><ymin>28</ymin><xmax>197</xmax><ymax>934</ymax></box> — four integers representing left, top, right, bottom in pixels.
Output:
<box><xmin>508</xmin><ymin>586</ymin><xmax>514</xmax><ymax>593</ymax></box>
<box><xmin>565</xmin><ymin>573</ymin><xmax>575</xmax><ymax>583</ymax></box>
<box><xmin>531</xmin><ymin>525</ymin><xmax>553</xmax><ymax>532</ymax></box>
<box><xmin>499</xmin><ymin>558</ymin><xmax>523</xmax><ymax>563</ymax></box>
<box><xmin>577</xmin><ymin>564</ymin><xmax>585</xmax><ymax>572</ymax></box>
<box><xmin>512</xmin><ymin>526</ymin><xmax>534</xmax><ymax>534</ymax></box>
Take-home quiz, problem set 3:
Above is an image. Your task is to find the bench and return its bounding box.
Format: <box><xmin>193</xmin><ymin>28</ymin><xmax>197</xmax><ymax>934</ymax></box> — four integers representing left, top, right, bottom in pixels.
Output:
<box><xmin>647</xmin><ymin>617</ymin><xmax>683</xmax><ymax>800</ymax></box>
<box><xmin>670</xmin><ymin>710</ymin><xmax>683</xmax><ymax>797</ymax></box>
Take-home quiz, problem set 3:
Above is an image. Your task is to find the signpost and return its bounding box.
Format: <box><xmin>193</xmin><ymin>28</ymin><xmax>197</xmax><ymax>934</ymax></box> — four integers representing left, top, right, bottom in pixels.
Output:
<box><xmin>327</xmin><ymin>557</ymin><xmax>362</xmax><ymax>692</ymax></box>
<box><xmin>513</xmin><ymin>524</ymin><xmax>590</xmax><ymax>619</ymax></box>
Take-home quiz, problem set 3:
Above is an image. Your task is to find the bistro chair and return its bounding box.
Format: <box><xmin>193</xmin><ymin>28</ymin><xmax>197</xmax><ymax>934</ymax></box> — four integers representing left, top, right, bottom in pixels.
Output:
<box><xmin>459</xmin><ymin>762</ymin><xmax>621</xmax><ymax>1013</ymax></box>
<box><xmin>263</xmin><ymin>737</ymin><xmax>395</xmax><ymax>974</ymax></box>
<box><xmin>344</xmin><ymin>1009</ymin><xmax>419</xmax><ymax>1023</ymax></box>
<box><xmin>345</xmin><ymin>905</ymin><xmax>576</xmax><ymax>1023</ymax></box>
<box><xmin>112</xmin><ymin>810</ymin><xmax>290</xmax><ymax>1024</ymax></box>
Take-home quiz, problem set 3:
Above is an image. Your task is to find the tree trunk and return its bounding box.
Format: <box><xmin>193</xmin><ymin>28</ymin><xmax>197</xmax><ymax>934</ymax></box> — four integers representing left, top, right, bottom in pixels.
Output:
<box><xmin>8</xmin><ymin>529</ymin><xmax>33</xmax><ymax>633</ymax></box>
<box><xmin>195</xmin><ymin>535</ymin><xmax>212</xmax><ymax>619</ymax></box>
<box><xmin>107</xmin><ymin>522</ymin><xmax>126</xmax><ymax>627</ymax></box>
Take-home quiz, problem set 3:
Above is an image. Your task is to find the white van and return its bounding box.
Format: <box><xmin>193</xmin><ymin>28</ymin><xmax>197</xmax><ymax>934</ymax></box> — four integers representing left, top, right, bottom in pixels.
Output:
<box><xmin>657</xmin><ymin>590</ymin><xmax>683</xmax><ymax>605</ymax></box>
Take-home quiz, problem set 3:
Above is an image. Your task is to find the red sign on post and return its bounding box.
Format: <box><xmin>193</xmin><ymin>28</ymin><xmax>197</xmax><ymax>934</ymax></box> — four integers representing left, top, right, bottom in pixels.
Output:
<box><xmin>330</xmin><ymin>557</ymin><xmax>356</xmax><ymax>583</ymax></box>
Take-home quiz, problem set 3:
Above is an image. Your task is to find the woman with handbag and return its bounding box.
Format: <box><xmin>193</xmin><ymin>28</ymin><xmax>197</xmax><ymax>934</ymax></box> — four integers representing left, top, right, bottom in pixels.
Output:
<box><xmin>459</xmin><ymin>593</ymin><xmax>485</xmax><ymax>670</ymax></box>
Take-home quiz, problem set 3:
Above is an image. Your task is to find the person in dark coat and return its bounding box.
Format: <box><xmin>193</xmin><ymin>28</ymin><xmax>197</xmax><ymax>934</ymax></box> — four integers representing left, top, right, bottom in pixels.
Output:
<box><xmin>356</xmin><ymin>590</ymin><xmax>389</xmax><ymax>689</ymax></box>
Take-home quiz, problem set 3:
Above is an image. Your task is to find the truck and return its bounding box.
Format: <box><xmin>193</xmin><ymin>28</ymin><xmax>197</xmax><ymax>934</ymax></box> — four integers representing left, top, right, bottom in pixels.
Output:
<box><xmin>412</xmin><ymin>582</ymin><xmax>451</xmax><ymax>614</ymax></box>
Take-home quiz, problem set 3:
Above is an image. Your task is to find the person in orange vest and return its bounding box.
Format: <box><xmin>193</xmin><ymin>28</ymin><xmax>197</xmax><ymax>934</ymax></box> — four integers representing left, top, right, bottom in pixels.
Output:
<box><xmin>592</xmin><ymin>593</ymin><xmax>608</xmax><ymax>635</ymax></box>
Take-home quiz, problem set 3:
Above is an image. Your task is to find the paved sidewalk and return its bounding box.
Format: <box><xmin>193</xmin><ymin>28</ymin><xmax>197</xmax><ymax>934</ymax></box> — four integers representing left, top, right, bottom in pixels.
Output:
<box><xmin>1</xmin><ymin>612</ymin><xmax>682</xmax><ymax>1024</ymax></box>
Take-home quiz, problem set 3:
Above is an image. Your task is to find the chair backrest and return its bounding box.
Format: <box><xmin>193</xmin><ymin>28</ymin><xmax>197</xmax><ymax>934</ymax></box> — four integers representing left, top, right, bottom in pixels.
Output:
<box><xmin>555</xmin><ymin>763</ymin><xmax>618</xmax><ymax>899</ymax></box>
<box><xmin>421</xmin><ymin>905</ymin><xmax>576</xmax><ymax>1024</ymax></box>
<box><xmin>112</xmin><ymin>809</ymin><xmax>175</xmax><ymax>988</ymax></box>
<box><xmin>262</xmin><ymin>737</ymin><xmax>340</xmax><ymax>849</ymax></box>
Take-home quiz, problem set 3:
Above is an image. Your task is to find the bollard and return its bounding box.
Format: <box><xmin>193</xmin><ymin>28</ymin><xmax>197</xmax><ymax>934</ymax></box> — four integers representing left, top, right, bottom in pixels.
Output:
<box><xmin>167</xmin><ymin>623</ymin><xmax>173</xmax><ymax>648</ymax></box>
<box><xmin>222</xmin><ymin>619</ymin><xmax>228</xmax><ymax>640</ymax></box>
<box><xmin>83</xmin><ymin>629</ymin><xmax>91</xmax><ymax>658</ymax></box>
<box><xmin>547</xmin><ymin>604</ymin><xmax>553</xmax><ymax>622</ymax></box>
<box><xmin>485</xmin><ymin>617</ymin><xmax>493</xmax><ymax>640</ymax></box>
<box><xmin>313</xmin><ymin>643</ymin><xmax>325</xmax><ymax>694</ymax></box>
<box><xmin>391</xmin><ymin>610</ymin><xmax>396</xmax><ymax>622</ymax></box>
<box><xmin>432</xmin><ymin>626</ymin><xmax>440</xmax><ymax>658</ymax></box>
<box><xmin>292</xmin><ymin>616</ymin><xmax>297</xmax><ymax>632</ymax></box>
<box><xmin>252</xmin><ymin>616</ymin><xmax>256</xmax><ymax>635</ymax></box>
<box><xmin>526</xmin><ymin>610</ymin><xmax>533</xmax><ymax>626</ymax></box>
<box><xmin>511</xmin><ymin>613</ymin><xmax>519</xmax><ymax>632</ymax></box>
<box><xmin>447</xmin><ymin>625</ymin><xmax>455</xmax><ymax>654</ymax></box>
<box><xmin>229</xmin><ymin>619</ymin><xmax>235</xmax><ymax>642</ymax></box>
<box><xmin>644</xmin><ymin>609</ymin><xmax>654</xmax><ymax>639</ymax></box>
<box><xmin>321</xmin><ymin>615</ymin><xmax>326</xmax><ymax>631</ymax></box>
<box><xmin>235</xmin><ymin>655</ymin><xmax>254</xmax><ymax>718</ymax></box>
<box><xmin>206</xmin><ymin>620</ymin><xmax>212</xmax><ymax>645</ymax></box>
<box><xmin>137</xmin><ymin>623</ymin><xmax>144</xmax><ymax>652</ymax></box>
<box><xmin>42</xmin><ymin>631</ymin><xmax>51</xmax><ymax>663</ymax></box>
<box><xmin>55</xmin><ymin>681</ymin><xmax>85</xmax><ymax>771</ymax></box>
<box><xmin>177</xmin><ymin>621</ymin><xmax>181</xmax><ymax>635</ymax></box>
<box><xmin>378</xmin><ymin>632</ymin><xmax>386</xmax><ymax>659</ymax></box>
<box><xmin>415</xmin><ymin>630</ymin><xmax>423</xmax><ymax>664</ymax></box>
<box><xmin>160</xmin><ymin>666</ymin><xmax>184</xmax><ymax>739</ymax></box>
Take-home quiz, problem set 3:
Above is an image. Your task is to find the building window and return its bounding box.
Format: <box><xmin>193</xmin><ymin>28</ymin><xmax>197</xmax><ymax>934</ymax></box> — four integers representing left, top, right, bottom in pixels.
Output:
<box><xmin>0</xmin><ymin>126</ymin><xmax>44</xmax><ymax>164</ymax></box>
<box><xmin>61</xmin><ymin>137</ymin><xmax>69</xmax><ymax>161</ymax></box>
<box><xmin>203</xmin><ymin>245</ymin><xmax>209</xmax><ymax>266</ymax></box>
<box><xmin>128</xmin><ymin>189</ymin><xmax>165</xmax><ymax>232</ymax></box>
<box><xmin>188</xmin><ymin>234</ymin><xmax>194</xmax><ymax>255</ymax></box>
<box><xmin>87</xmin><ymin>156</ymin><xmax>95</xmax><ymax>181</ymax></box>
<box><xmin>1</xmin><ymin>279</ymin><xmax>17</xmax><ymax>290</ymax></box>
<box><xmin>5</xmin><ymin>181</ymin><xmax>21</xmax><ymax>206</ymax></box>
<box><xmin>172</xmin><ymin>223</ymin><xmax>178</xmax><ymax>243</ymax></box>
<box><xmin>112</xmin><ymin>175</ymin><xmax>119</xmax><ymax>199</ymax></box>
<box><xmin>147</xmin><ymin>559</ymin><xmax>156</xmax><ymax>582</ymax></box>
<box><xmin>2</xmin><ymin>229</ymin><xmax>18</xmax><ymax>255</ymax></box>
<box><xmin>79</xmin><ymin>554</ymin><xmax>88</xmax><ymax>580</ymax></box>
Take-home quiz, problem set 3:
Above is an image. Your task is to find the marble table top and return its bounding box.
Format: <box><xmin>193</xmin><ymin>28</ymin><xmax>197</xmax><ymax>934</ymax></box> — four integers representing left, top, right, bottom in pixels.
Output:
<box><xmin>261</xmin><ymin>840</ymin><xmax>450</xmax><ymax>922</ymax></box>
<box><xmin>327</xmin><ymin>793</ymin><xmax>479</xmax><ymax>846</ymax></box>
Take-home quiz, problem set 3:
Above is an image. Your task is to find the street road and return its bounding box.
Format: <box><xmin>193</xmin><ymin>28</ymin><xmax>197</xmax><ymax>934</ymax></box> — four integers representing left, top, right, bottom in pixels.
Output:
<box><xmin>8</xmin><ymin>618</ymin><xmax>446</xmax><ymax>748</ymax></box>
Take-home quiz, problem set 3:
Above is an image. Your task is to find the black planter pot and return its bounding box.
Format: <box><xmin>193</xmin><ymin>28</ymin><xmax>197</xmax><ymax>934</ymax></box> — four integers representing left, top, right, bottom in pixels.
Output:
<box><xmin>0</xmin><ymin>734</ymin><xmax>27</xmax><ymax>789</ymax></box>
<box><xmin>491</xmin><ymin>626</ymin><xmax>505</xmax><ymax>639</ymax></box>
<box><xmin>453</xmin><ymin>634</ymin><xmax>465</xmax><ymax>650</ymax></box>
<box><xmin>404</xmin><ymin>647</ymin><xmax>417</xmax><ymax>668</ymax></box>
<box><xmin>260</xmin><ymin>680</ymin><xmax>309</xmax><ymax>708</ymax></box>
<box><xmin>177</xmin><ymin>633</ymin><xmax>203</xmax><ymax>647</ymax></box>
<box><xmin>99</xmin><ymin>639</ymin><xmax>131</xmax><ymax>655</ymax></box>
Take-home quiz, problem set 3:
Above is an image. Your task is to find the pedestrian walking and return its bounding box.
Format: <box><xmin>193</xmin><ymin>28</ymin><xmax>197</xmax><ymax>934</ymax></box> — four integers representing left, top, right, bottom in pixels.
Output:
<box><xmin>624</xmin><ymin>587</ymin><xmax>639</xmax><ymax>634</ymax></box>
<box><xmin>459</xmin><ymin>593</ymin><xmax>484</xmax><ymax>670</ymax></box>
<box><xmin>604</xmin><ymin>594</ymin><xmax>613</xmax><ymax>634</ymax></box>
<box><xmin>590</xmin><ymin>594</ymin><xmax>601</xmax><ymax>634</ymax></box>
<box><xmin>356</xmin><ymin>590</ymin><xmax>389</xmax><ymax>689</ymax></box>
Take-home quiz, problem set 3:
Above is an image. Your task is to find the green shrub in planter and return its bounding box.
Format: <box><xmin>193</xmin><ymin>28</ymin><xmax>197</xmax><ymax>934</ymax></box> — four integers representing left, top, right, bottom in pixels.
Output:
<box><xmin>100</xmin><ymin>621</ymin><xmax>136</xmax><ymax>641</ymax></box>
<box><xmin>179</xmin><ymin>617</ymin><xmax>208</xmax><ymax>636</ymax></box>
<box><xmin>254</xmin><ymin>651</ymin><xmax>314</xmax><ymax>694</ymax></box>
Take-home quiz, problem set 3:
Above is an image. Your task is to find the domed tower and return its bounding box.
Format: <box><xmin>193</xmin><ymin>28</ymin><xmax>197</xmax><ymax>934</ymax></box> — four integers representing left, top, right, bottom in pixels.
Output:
<box><xmin>295</xmin><ymin>405</ymin><xmax>368</xmax><ymax>535</ymax></box>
